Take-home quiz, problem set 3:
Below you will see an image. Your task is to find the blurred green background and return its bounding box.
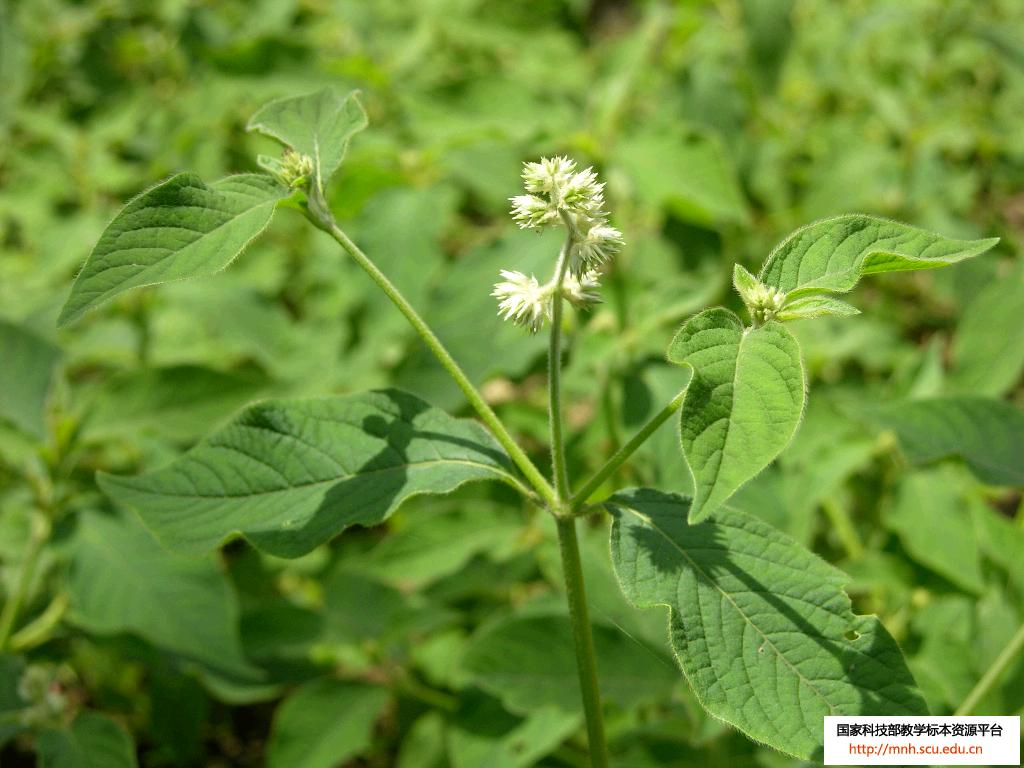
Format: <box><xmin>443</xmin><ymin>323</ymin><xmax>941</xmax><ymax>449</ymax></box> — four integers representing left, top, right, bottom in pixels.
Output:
<box><xmin>1</xmin><ymin>0</ymin><xmax>1023</xmax><ymax>766</ymax></box>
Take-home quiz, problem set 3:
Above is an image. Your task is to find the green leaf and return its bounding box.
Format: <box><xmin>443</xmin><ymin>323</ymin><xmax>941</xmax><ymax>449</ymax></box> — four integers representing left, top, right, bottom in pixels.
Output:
<box><xmin>98</xmin><ymin>389</ymin><xmax>517</xmax><ymax>557</ymax></box>
<box><xmin>462</xmin><ymin>613</ymin><xmax>675</xmax><ymax>714</ymax></box>
<box><xmin>58</xmin><ymin>173</ymin><xmax>287</xmax><ymax>326</ymax></box>
<box><xmin>667</xmin><ymin>308</ymin><xmax>805</xmax><ymax>522</ymax></box>
<box><xmin>67</xmin><ymin>510</ymin><xmax>259</xmax><ymax>679</ymax></box>
<box><xmin>758</xmin><ymin>215</ymin><xmax>998</xmax><ymax>297</ymax></box>
<box><xmin>858</xmin><ymin>397</ymin><xmax>1024</xmax><ymax>486</ymax></box>
<box><xmin>37</xmin><ymin>712</ymin><xmax>138</xmax><ymax>768</ymax></box>
<box><xmin>447</xmin><ymin>692</ymin><xmax>580</xmax><ymax>768</ymax></box>
<box><xmin>265</xmin><ymin>679</ymin><xmax>389</xmax><ymax>768</ymax></box>
<box><xmin>886</xmin><ymin>468</ymin><xmax>985</xmax><ymax>594</ymax></box>
<box><xmin>607</xmin><ymin>488</ymin><xmax>927</xmax><ymax>761</ymax></box>
<box><xmin>247</xmin><ymin>89</ymin><xmax>368</xmax><ymax>190</ymax></box>
<box><xmin>614</xmin><ymin>128</ymin><xmax>748</xmax><ymax>227</ymax></box>
<box><xmin>0</xmin><ymin>319</ymin><xmax>60</xmax><ymax>438</ymax></box>
<box><xmin>83</xmin><ymin>365</ymin><xmax>270</xmax><ymax>443</ymax></box>
<box><xmin>776</xmin><ymin>295</ymin><xmax>861</xmax><ymax>321</ymax></box>
<box><xmin>949</xmin><ymin>260</ymin><xmax>1024</xmax><ymax>397</ymax></box>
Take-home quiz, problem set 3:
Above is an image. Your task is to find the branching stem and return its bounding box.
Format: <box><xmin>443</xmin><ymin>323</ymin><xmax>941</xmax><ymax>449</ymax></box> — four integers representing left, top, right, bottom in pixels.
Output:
<box><xmin>304</xmin><ymin>198</ymin><xmax>557</xmax><ymax>508</ymax></box>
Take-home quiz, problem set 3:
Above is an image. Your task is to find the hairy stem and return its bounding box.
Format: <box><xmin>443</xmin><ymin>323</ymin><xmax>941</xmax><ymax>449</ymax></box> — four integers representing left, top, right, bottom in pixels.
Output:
<box><xmin>0</xmin><ymin>514</ymin><xmax>50</xmax><ymax>651</ymax></box>
<box><xmin>556</xmin><ymin>516</ymin><xmax>610</xmax><ymax>768</ymax></box>
<box><xmin>955</xmin><ymin>622</ymin><xmax>1024</xmax><ymax>715</ymax></box>
<box><xmin>304</xmin><ymin>201</ymin><xmax>557</xmax><ymax>508</ymax></box>
<box><xmin>570</xmin><ymin>387</ymin><xmax>687</xmax><ymax>512</ymax></box>
<box><xmin>548</xmin><ymin>232</ymin><xmax>573</xmax><ymax>500</ymax></box>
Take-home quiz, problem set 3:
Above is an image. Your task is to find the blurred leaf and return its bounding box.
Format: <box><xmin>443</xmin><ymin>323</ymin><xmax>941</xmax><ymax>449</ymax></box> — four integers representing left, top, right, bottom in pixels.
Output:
<box><xmin>67</xmin><ymin>510</ymin><xmax>258</xmax><ymax>679</ymax></box>
<box><xmin>265</xmin><ymin>679</ymin><xmax>389</xmax><ymax>768</ymax></box>
<box><xmin>99</xmin><ymin>389</ymin><xmax>517</xmax><ymax>557</ymax></box>
<box><xmin>83</xmin><ymin>365</ymin><xmax>270</xmax><ymax>442</ymax></box>
<box><xmin>859</xmin><ymin>397</ymin><xmax>1024</xmax><ymax>486</ymax></box>
<box><xmin>0</xmin><ymin>654</ymin><xmax>26</xmax><ymax>748</ymax></box>
<box><xmin>0</xmin><ymin>319</ymin><xmax>60</xmax><ymax>438</ymax></box>
<box><xmin>886</xmin><ymin>468</ymin><xmax>985</xmax><ymax>594</ymax></box>
<box><xmin>58</xmin><ymin>174</ymin><xmax>287</xmax><ymax>326</ymax></box>
<box><xmin>248</xmin><ymin>89</ymin><xmax>367</xmax><ymax>189</ymax></box>
<box><xmin>607</xmin><ymin>488</ymin><xmax>927</xmax><ymax>761</ymax></box>
<box><xmin>463</xmin><ymin>613</ymin><xmax>674</xmax><ymax>714</ymax></box>
<box><xmin>759</xmin><ymin>215</ymin><xmax>999</xmax><ymax>297</ymax></box>
<box><xmin>447</xmin><ymin>691</ymin><xmax>580</xmax><ymax>768</ymax></box>
<box><xmin>948</xmin><ymin>260</ymin><xmax>1024</xmax><ymax>396</ymax></box>
<box><xmin>37</xmin><ymin>712</ymin><xmax>138</xmax><ymax>768</ymax></box>
<box><xmin>614</xmin><ymin>128</ymin><xmax>748</xmax><ymax>227</ymax></box>
<box><xmin>667</xmin><ymin>308</ymin><xmax>805</xmax><ymax>522</ymax></box>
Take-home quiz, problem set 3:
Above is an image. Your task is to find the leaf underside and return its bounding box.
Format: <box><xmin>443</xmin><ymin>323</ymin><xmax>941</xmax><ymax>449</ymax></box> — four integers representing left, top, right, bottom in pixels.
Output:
<box><xmin>758</xmin><ymin>214</ymin><xmax>998</xmax><ymax>297</ymax></box>
<box><xmin>608</xmin><ymin>488</ymin><xmax>927</xmax><ymax>761</ymax></box>
<box><xmin>99</xmin><ymin>389</ymin><xmax>516</xmax><ymax>557</ymax></box>
<box><xmin>667</xmin><ymin>308</ymin><xmax>805</xmax><ymax>522</ymax></box>
<box><xmin>58</xmin><ymin>173</ymin><xmax>286</xmax><ymax>326</ymax></box>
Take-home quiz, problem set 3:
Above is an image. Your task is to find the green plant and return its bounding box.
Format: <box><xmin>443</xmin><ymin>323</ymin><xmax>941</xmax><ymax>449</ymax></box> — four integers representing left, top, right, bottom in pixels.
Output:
<box><xmin>33</xmin><ymin>86</ymin><xmax>1009</xmax><ymax>766</ymax></box>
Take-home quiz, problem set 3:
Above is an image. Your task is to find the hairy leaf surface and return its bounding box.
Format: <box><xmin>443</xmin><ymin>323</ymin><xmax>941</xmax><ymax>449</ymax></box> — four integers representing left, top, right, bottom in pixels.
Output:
<box><xmin>247</xmin><ymin>88</ymin><xmax>367</xmax><ymax>188</ymax></box>
<box><xmin>58</xmin><ymin>173</ymin><xmax>286</xmax><ymax>326</ymax></box>
<box><xmin>607</xmin><ymin>488</ymin><xmax>927</xmax><ymax>760</ymax></box>
<box><xmin>667</xmin><ymin>308</ymin><xmax>804</xmax><ymax>522</ymax></box>
<box><xmin>758</xmin><ymin>215</ymin><xmax>998</xmax><ymax>297</ymax></box>
<box><xmin>99</xmin><ymin>389</ymin><xmax>517</xmax><ymax>556</ymax></box>
<box><xmin>859</xmin><ymin>397</ymin><xmax>1024</xmax><ymax>486</ymax></box>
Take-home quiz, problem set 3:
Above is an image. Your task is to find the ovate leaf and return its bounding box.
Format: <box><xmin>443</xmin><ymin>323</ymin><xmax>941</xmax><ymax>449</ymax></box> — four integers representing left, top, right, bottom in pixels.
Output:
<box><xmin>758</xmin><ymin>215</ymin><xmax>998</xmax><ymax>297</ymax></box>
<box><xmin>608</xmin><ymin>488</ymin><xmax>927</xmax><ymax>761</ymax></box>
<box><xmin>858</xmin><ymin>397</ymin><xmax>1024</xmax><ymax>486</ymax></box>
<box><xmin>58</xmin><ymin>173</ymin><xmax>287</xmax><ymax>326</ymax></box>
<box><xmin>667</xmin><ymin>308</ymin><xmax>805</xmax><ymax>522</ymax></box>
<box><xmin>67</xmin><ymin>510</ymin><xmax>258</xmax><ymax>679</ymax></box>
<box><xmin>0</xmin><ymin>319</ymin><xmax>61</xmax><ymax>438</ymax></box>
<box><xmin>265</xmin><ymin>680</ymin><xmax>389</xmax><ymax>768</ymax></box>
<box><xmin>247</xmin><ymin>89</ymin><xmax>367</xmax><ymax>190</ymax></box>
<box><xmin>99</xmin><ymin>389</ymin><xmax>517</xmax><ymax>557</ymax></box>
<box><xmin>37</xmin><ymin>712</ymin><xmax>138</xmax><ymax>768</ymax></box>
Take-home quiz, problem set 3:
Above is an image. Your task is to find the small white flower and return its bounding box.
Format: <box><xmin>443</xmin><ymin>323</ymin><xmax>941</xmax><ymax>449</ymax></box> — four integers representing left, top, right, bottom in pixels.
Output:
<box><xmin>492</xmin><ymin>270</ymin><xmax>551</xmax><ymax>333</ymax></box>
<box><xmin>510</xmin><ymin>194</ymin><xmax>558</xmax><ymax>229</ymax></box>
<box><xmin>522</xmin><ymin>156</ymin><xmax>576</xmax><ymax>195</ymax></box>
<box><xmin>570</xmin><ymin>221</ymin><xmax>623</xmax><ymax>277</ymax></box>
<box><xmin>562</xmin><ymin>270</ymin><xmax>602</xmax><ymax>308</ymax></box>
<box><xmin>560</xmin><ymin>167</ymin><xmax>605</xmax><ymax>217</ymax></box>
<box><xmin>746</xmin><ymin>283</ymin><xmax>787</xmax><ymax>324</ymax></box>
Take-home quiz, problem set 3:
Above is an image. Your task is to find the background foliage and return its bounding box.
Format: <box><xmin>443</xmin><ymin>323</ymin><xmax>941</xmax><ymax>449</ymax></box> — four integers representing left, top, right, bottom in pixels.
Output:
<box><xmin>1</xmin><ymin>0</ymin><xmax>1023</xmax><ymax>765</ymax></box>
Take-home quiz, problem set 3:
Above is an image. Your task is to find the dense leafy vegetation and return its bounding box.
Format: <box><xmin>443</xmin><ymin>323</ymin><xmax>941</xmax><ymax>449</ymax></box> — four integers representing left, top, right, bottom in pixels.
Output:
<box><xmin>1</xmin><ymin>1</ymin><xmax>1023</xmax><ymax>766</ymax></box>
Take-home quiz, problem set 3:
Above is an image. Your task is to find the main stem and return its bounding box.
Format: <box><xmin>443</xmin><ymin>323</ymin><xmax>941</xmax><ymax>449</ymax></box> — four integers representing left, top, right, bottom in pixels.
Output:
<box><xmin>547</xmin><ymin>228</ymin><xmax>609</xmax><ymax>767</ymax></box>
<box><xmin>955</xmin><ymin>622</ymin><xmax>1024</xmax><ymax>715</ymax></box>
<box><xmin>305</xmin><ymin>200</ymin><xmax>557</xmax><ymax>508</ymax></box>
<box><xmin>556</xmin><ymin>516</ymin><xmax>609</xmax><ymax>768</ymax></box>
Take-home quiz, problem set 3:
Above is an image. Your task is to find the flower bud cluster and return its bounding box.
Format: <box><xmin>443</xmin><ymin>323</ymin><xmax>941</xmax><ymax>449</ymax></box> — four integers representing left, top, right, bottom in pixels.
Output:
<box><xmin>746</xmin><ymin>283</ymin><xmax>787</xmax><ymax>325</ymax></box>
<box><xmin>497</xmin><ymin>158</ymin><xmax>621</xmax><ymax>332</ymax></box>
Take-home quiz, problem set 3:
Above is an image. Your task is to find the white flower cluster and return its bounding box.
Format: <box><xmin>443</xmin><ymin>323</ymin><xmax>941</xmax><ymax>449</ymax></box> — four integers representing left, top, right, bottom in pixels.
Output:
<box><xmin>496</xmin><ymin>158</ymin><xmax>621</xmax><ymax>332</ymax></box>
<box><xmin>509</xmin><ymin>156</ymin><xmax>624</xmax><ymax>278</ymax></box>
<box><xmin>746</xmin><ymin>283</ymin><xmax>787</xmax><ymax>325</ymax></box>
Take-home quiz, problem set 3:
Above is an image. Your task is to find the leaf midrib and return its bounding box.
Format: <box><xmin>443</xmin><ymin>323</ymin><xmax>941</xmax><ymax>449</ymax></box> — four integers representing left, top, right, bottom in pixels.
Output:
<box><xmin>109</xmin><ymin>457</ymin><xmax>517</xmax><ymax>501</ymax></box>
